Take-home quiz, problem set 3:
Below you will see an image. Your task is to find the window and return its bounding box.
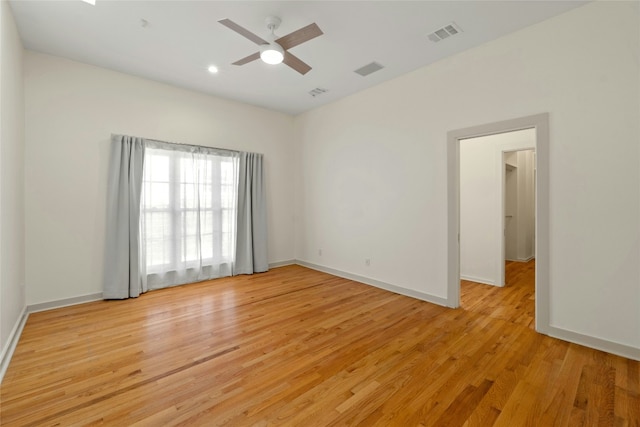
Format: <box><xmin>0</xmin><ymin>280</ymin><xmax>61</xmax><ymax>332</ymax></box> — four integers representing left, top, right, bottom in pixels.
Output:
<box><xmin>140</xmin><ymin>147</ymin><xmax>238</xmax><ymax>287</ymax></box>
<box><xmin>104</xmin><ymin>135</ymin><xmax>268</xmax><ymax>299</ymax></box>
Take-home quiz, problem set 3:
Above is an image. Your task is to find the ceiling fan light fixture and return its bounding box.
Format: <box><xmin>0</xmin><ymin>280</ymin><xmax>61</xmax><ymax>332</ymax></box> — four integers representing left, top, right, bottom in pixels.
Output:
<box><xmin>220</xmin><ymin>16</ymin><xmax>321</xmax><ymax>74</ymax></box>
<box><xmin>260</xmin><ymin>43</ymin><xmax>284</xmax><ymax>65</ymax></box>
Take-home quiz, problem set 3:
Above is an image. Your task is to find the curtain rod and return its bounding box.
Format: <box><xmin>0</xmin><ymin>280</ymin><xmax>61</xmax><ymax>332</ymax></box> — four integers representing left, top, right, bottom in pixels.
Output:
<box><xmin>146</xmin><ymin>137</ymin><xmax>242</xmax><ymax>154</ymax></box>
<box><xmin>113</xmin><ymin>133</ymin><xmax>258</xmax><ymax>155</ymax></box>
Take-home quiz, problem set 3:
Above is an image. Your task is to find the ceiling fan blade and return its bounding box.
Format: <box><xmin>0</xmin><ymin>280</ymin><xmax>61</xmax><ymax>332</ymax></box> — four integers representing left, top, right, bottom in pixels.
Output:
<box><xmin>283</xmin><ymin>51</ymin><xmax>312</xmax><ymax>75</ymax></box>
<box><xmin>232</xmin><ymin>52</ymin><xmax>260</xmax><ymax>66</ymax></box>
<box><xmin>219</xmin><ymin>19</ymin><xmax>268</xmax><ymax>45</ymax></box>
<box><xmin>276</xmin><ymin>23</ymin><xmax>323</xmax><ymax>50</ymax></box>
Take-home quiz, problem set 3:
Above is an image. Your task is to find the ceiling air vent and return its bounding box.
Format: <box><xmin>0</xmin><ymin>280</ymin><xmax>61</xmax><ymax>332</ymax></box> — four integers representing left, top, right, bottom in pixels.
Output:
<box><xmin>354</xmin><ymin>62</ymin><xmax>384</xmax><ymax>77</ymax></box>
<box><xmin>427</xmin><ymin>22</ymin><xmax>463</xmax><ymax>43</ymax></box>
<box><xmin>309</xmin><ymin>87</ymin><xmax>329</xmax><ymax>97</ymax></box>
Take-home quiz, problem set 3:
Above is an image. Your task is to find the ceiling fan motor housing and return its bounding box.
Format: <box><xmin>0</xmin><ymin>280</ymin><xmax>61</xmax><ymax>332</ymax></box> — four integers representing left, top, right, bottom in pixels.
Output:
<box><xmin>260</xmin><ymin>16</ymin><xmax>284</xmax><ymax>64</ymax></box>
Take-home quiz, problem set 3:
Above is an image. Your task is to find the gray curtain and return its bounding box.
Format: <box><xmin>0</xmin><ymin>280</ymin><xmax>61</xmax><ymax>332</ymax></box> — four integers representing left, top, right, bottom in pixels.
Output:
<box><xmin>234</xmin><ymin>152</ymin><xmax>268</xmax><ymax>274</ymax></box>
<box><xmin>103</xmin><ymin>135</ymin><xmax>147</xmax><ymax>299</ymax></box>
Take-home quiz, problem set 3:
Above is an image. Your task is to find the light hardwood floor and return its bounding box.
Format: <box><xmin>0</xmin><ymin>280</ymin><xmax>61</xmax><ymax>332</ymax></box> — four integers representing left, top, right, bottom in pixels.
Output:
<box><xmin>461</xmin><ymin>260</ymin><xmax>536</xmax><ymax>329</ymax></box>
<box><xmin>1</xmin><ymin>262</ymin><xmax>638</xmax><ymax>426</ymax></box>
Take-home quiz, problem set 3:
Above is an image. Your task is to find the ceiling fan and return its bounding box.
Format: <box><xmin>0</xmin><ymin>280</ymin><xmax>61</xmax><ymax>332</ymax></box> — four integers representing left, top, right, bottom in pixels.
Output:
<box><xmin>219</xmin><ymin>16</ymin><xmax>323</xmax><ymax>75</ymax></box>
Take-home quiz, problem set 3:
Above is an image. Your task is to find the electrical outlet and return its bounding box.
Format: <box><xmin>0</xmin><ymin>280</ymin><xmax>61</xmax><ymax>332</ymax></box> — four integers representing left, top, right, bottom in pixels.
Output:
<box><xmin>365</xmin><ymin>258</ymin><xmax>371</xmax><ymax>266</ymax></box>
<box><xmin>318</xmin><ymin>249</ymin><xmax>322</xmax><ymax>256</ymax></box>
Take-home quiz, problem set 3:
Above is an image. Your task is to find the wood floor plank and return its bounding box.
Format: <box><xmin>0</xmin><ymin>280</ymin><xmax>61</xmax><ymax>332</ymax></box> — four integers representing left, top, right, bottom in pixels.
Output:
<box><xmin>1</xmin><ymin>260</ymin><xmax>638</xmax><ymax>426</ymax></box>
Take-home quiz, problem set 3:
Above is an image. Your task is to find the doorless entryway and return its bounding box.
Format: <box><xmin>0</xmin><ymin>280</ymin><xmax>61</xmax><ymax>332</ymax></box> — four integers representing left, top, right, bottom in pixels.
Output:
<box><xmin>447</xmin><ymin>113</ymin><xmax>550</xmax><ymax>334</ymax></box>
<box><xmin>459</xmin><ymin>130</ymin><xmax>535</xmax><ymax>288</ymax></box>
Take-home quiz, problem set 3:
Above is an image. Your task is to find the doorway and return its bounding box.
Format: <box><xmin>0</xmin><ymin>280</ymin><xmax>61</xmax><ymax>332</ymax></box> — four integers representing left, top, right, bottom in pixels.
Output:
<box><xmin>447</xmin><ymin>113</ymin><xmax>550</xmax><ymax>334</ymax></box>
<box><xmin>458</xmin><ymin>130</ymin><xmax>535</xmax><ymax>288</ymax></box>
<box><xmin>503</xmin><ymin>149</ymin><xmax>536</xmax><ymax>266</ymax></box>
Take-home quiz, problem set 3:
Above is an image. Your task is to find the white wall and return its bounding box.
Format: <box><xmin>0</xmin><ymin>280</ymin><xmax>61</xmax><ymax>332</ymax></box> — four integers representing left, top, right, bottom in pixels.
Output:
<box><xmin>295</xmin><ymin>1</ymin><xmax>640</xmax><ymax>350</ymax></box>
<box><xmin>516</xmin><ymin>150</ymin><xmax>535</xmax><ymax>261</ymax></box>
<box><xmin>0</xmin><ymin>0</ymin><xmax>25</xmax><ymax>361</ymax></box>
<box><xmin>504</xmin><ymin>161</ymin><xmax>517</xmax><ymax>261</ymax></box>
<box><xmin>503</xmin><ymin>149</ymin><xmax>535</xmax><ymax>263</ymax></box>
<box><xmin>24</xmin><ymin>52</ymin><xmax>295</xmax><ymax>305</ymax></box>
<box><xmin>459</xmin><ymin>130</ymin><xmax>535</xmax><ymax>286</ymax></box>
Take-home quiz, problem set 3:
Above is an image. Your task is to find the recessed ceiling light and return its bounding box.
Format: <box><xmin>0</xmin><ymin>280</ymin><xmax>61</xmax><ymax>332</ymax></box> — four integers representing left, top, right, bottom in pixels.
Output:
<box><xmin>81</xmin><ymin>0</ymin><xmax>96</xmax><ymax>5</ymax></box>
<box><xmin>208</xmin><ymin>65</ymin><xmax>219</xmax><ymax>74</ymax></box>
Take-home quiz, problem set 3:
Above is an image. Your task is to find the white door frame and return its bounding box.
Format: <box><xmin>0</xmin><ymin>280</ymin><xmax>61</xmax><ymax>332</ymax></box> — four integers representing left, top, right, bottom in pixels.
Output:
<box><xmin>446</xmin><ymin>113</ymin><xmax>550</xmax><ymax>334</ymax></box>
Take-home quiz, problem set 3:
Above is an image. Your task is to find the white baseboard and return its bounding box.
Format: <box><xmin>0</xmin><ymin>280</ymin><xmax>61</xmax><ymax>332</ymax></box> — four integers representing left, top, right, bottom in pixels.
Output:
<box><xmin>28</xmin><ymin>292</ymin><xmax>103</xmax><ymax>313</ymax></box>
<box><xmin>460</xmin><ymin>274</ymin><xmax>497</xmax><ymax>287</ymax></box>
<box><xmin>295</xmin><ymin>260</ymin><xmax>449</xmax><ymax>307</ymax></box>
<box><xmin>269</xmin><ymin>259</ymin><xmax>296</xmax><ymax>268</ymax></box>
<box><xmin>0</xmin><ymin>306</ymin><xmax>28</xmax><ymax>383</ymax></box>
<box><xmin>546</xmin><ymin>325</ymin><xmax>640</xmax><ymax>361</ymax></box>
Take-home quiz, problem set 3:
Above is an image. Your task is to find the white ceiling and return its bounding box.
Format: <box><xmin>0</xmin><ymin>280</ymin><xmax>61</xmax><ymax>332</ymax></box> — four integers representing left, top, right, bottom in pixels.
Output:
<box><xmin>10</xmin><ymin>0</ymin><xmax>588</xmax><ymax>115</ymax></box>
